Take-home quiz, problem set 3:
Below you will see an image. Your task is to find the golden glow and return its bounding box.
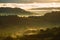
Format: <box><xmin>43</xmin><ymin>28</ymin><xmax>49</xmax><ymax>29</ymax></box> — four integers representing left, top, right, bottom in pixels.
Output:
<box><xmin>0</xmin><ymin>3</ymin><xmax>60</xmax><ymax>10</ymax></box>
<box><xmin>17</xmin><ymin>15</ymin><xmax>29</xmax><ymax>17</ymax></box>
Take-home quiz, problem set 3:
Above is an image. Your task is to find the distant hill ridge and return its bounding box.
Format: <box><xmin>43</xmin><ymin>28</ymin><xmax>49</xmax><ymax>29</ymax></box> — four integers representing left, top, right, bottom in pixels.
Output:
<box><xmin>0</xmin><ymin>7</ymin><xmax>32</xmax><ymax>15</ymax></box>
<box><xmin>30</xmin><ymin>7</ymin><xmax>60</xmax><ymax>10</ymax></box>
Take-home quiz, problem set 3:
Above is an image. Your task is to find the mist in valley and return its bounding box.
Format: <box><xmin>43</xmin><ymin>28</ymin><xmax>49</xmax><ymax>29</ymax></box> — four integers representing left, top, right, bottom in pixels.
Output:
<box><xmin>0</xmin><ymin>7</ymin><xmax>60</xmax><ymax>40</ymax></box>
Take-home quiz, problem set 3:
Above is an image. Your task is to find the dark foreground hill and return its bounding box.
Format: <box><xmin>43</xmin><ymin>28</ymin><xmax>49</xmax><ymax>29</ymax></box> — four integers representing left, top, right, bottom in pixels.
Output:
<box><xmin>0</xmin><ymin>11</ymin><xmax>60</xmax><ymax>29</ymax></box>
<box><xmin>0</xmin><ymin>11</ymin><xmax>60</xmax><ymax>37</ymax></box>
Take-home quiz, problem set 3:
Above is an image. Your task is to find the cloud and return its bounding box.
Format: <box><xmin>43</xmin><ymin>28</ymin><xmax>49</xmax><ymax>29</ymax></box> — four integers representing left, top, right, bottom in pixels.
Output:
<box><xmin>0</xmin><ymin>0</ymin><xmax>30</xmax><ymax>3</ymax></box>
<box><xmin>0</xmin><ymin>0</ymin><xmax>60</xmax><ymax>3</ymax></box>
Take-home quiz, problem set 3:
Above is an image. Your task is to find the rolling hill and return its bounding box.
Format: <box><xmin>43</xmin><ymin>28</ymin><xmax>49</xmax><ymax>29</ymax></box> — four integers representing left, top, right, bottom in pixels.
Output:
<box><xmin>0</xmin><ymin>7</ymin><xmax>33</xmax><ymax>15</ymax></box>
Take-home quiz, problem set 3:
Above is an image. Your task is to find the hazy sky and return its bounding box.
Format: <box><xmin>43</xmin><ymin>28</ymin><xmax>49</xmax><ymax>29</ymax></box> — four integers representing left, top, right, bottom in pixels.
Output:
<box><xmin>0</xmin><ymin>0</ymin><xmax>60</xmax><ymax>3</ymax></box>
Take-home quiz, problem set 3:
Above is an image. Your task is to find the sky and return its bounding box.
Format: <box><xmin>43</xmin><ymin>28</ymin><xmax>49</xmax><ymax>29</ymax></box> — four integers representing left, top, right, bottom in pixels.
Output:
<box><xmin>0</xmin><ymin>0</ymin><xmax>60</xmax><ymax>3</ymax></box>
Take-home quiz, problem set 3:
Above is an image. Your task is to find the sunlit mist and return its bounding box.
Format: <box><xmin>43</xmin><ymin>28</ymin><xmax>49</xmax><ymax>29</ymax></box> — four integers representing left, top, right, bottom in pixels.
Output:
<box><xmin>0</xmin><ymin>3</ymin><xmax>60</xmax><ymax>10</ymax></box>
